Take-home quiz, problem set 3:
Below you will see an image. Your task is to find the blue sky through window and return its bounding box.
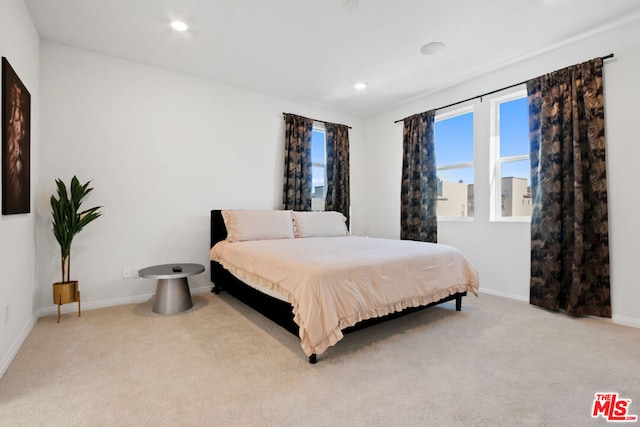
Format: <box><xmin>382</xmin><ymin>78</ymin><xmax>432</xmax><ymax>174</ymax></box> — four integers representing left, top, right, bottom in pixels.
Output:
<box><xmin>435</xmin><ymin>112</ymin><xmax>474</xmax><ymax>165</ymax></box>
<box><xmin>435</xmin><ymin>112</ymin><xmax>474</xmax><ymax>185</ymax></box>
<box><xmin>500</xmin><ymin>97</ymin><xmax>529</xmax><ymax>157</ymax></box>
<box><xmin>434</xmin><ymin>96</ymin><xmax>530</xmax><ymax>186</ymax></box>
<box><xmin>312</xmin><ymin>130</ymin><xmax>325</xmax><ymax>190</ymax></box>
<box><xmin>500</xmin><ymin>96</ymin><xmax>530</xmax><ymax>184</ymax></box>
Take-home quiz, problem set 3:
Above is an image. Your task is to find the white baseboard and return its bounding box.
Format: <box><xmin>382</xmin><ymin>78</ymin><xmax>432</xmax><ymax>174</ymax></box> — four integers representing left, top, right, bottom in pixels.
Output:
<box><xmin>480</xmin><ymin>289</ymin><xmax>640</xmax><ymax>329</ymax></box>
<box><xmin>478</xmin><ymin>287</ymin><xmax>529</xmax><ymax>302</ymax></box>
<box><xmin>37</xmin><ymin>285</ymin><xmax>214</xmax><ymax>317</ymax></box>
<box><xmin>0</xmin><ymin>313</ymin><xmax>38</xmax><ymax>379</ymax></box>
<box><xmin>612</xmin><ymin>314</ymin><xmax>640</xmax><ymax>329</ymax></box>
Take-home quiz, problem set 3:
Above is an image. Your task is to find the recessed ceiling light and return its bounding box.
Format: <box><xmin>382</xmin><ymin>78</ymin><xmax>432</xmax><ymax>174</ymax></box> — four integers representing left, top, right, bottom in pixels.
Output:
<box><xmin>354</xmin><ymin>82</ymin><xmax>367</xmax><ymax>90</ymax></box>
<box><xmin>420</xmin><ymin>41</ymin><xmax>446</xmax><ymax>55</ymax></box>
<box><xmin>171</xmin><ymin>21</ymin><xmax>188</xmax><ymax>32</ymax></box>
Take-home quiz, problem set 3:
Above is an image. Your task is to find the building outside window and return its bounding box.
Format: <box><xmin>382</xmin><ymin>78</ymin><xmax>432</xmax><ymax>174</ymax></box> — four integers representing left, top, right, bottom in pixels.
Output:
<box><xmin>435</xmin><ymin>106</ymin><xmax>474</xmax><ymax>219</ymax></box>
<box><xmin>490</xmin><ymin>89</ymin><xmax>531</xmax><ymax>220</ymax></box>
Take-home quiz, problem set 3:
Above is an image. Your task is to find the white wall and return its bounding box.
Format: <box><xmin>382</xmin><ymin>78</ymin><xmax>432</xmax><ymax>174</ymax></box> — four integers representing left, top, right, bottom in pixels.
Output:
<box><xmin>36</xmin><ymin>42</ymin><xmax>365</xmax><ymax>313</ymax></box>
<box><xmin>604</xmin><ymin>38</ymin><xmax>640</xmax><ymax>327</ymax></box>
<box><xmin>0</xmin><ymin>0</ymin><xmax>40</xmax><ymax>377</ymax></box>
<box><xmin>362</xmin><ymin>17</ymin><xmax>640</xmax><ymax>326</ymax></box>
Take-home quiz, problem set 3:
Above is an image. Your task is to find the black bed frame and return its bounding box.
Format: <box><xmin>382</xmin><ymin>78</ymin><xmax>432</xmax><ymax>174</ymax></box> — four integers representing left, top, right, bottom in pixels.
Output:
<box><xmin>209</xmin><ymin>210</ymin><xmax>467</xmax><ymax>364</ymax></box>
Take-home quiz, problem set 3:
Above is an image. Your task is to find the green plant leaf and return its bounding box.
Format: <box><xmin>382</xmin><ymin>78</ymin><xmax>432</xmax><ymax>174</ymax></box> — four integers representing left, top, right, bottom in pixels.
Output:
<box><xmin>50</xmin><ymin>176</ymin><xmax>103</xmax><ymax>281</ymax></box>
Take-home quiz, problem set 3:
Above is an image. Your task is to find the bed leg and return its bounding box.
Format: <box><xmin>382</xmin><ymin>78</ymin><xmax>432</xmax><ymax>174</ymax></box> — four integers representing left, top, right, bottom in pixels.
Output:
<box><xmin>309</xmin><ymin>354</ymin><xmax>317</xmax><ymax>364</ymax></box>
<box><xmin>211</xmin><ymin>284</ymin><xmax>220</xmax><ymax>294</ymax></box>
<box><xmin>455</xmin><ymin>294</ymin><xmax>462</xmax><ymax>311</ymax></box>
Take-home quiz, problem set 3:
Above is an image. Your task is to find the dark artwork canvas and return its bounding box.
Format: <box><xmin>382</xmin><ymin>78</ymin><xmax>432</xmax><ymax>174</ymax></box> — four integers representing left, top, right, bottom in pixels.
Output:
<box><xmin>2</xmin><ymin>57</ymin><xmax>31</xmax><ymax>215</ymax></box>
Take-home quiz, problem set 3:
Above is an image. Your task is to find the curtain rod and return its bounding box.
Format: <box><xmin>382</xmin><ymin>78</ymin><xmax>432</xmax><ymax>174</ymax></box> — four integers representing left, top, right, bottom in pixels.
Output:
<box><xmin>394</xmin><ymin>53</ymin><xmax>614</xmax><ymax>124</ymax></box>
<box><xmin>282</xmin><ymin>113</ymin><xmax>352</xmax><ymax>129</ymax></box>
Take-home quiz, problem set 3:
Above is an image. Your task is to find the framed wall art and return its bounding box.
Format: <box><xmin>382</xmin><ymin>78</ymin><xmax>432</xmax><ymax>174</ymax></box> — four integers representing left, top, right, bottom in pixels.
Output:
<box><xmin>2</xmin><ymin>57</ymin><xmax>31</xmax><ymax>215</ymax></box>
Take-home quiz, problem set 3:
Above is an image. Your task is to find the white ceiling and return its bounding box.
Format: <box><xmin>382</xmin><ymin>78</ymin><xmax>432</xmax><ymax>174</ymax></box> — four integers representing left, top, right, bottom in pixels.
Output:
<box><xmin>24</xmin><ymin>0</ymin><xmax>640</xmax><ymax>117</ymax></box>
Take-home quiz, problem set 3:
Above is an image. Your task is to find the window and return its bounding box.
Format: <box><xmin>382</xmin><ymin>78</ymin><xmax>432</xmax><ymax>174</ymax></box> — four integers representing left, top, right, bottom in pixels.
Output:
<box><xmin>435</xmin><ymin>107</ymin><xmax>474</xmax><ymax>219</ymax></box>
<box><xmin>491</xmin><ymin>89</ymin><xmax>531</xmax><ymax>220</ymax></box>
<box><xmin>311</xmin><ymin>123</ymin><xmax>326</xmax><ymax>211</ymax></box>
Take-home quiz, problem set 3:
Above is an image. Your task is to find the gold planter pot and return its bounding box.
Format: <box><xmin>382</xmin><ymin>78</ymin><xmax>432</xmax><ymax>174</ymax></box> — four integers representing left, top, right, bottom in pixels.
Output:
<box><xmin>53</xmin><ymin>281</ymin><xmax>81</xmax><ymax>323</ymax></box>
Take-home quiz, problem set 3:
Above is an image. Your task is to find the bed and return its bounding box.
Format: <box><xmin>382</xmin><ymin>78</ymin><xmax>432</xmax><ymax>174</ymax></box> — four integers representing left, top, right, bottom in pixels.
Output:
<box><xmin>209</xmin><ymin>209</ymin><xmax>479</xmax><ymax>363</ymax></box>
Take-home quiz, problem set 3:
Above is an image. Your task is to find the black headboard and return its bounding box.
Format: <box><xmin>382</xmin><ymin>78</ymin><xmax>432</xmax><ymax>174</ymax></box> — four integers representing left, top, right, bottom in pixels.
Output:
<box><xmin>210</xmin><ymin>210</ymin><xmax>227</xmax><ymax>247</ymax></box>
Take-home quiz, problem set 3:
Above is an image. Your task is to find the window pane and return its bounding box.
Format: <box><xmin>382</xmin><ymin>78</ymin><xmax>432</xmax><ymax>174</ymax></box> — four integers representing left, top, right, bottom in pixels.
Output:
<box><xmin>435</xmin><ymin>112</ymin><xmax>474</xmax><ymax>165</ymax></box>
<box><xmin>312</xmin><ymin>130</ymin><xmax>325</xmax><ymax>164</ymax></box>
<box><xmin>501</xmin><ymin>159</ymin><xmax>530</xmax><ymax>183</ymax></box>
<box><xmin>312</xmin><ymin>165</ymin><xmax>324</xmax><ymax>197</ymax></box>
<box><xmin>311</xmin><ymin>128</ymin><xmax>325</xmax><ymax>204</ymax></box>
<box><xmin>499</xmin><ymin>97</ymin><xmax>529</xmax><ymax>157</ymax></box>
<box><xmin>500</xmin><ymin>159</ymin><xmax>531</xmax><ymax>217</ymax></box>
<box><xmin>436</xmin><ymin>167</ymin><xmax>474</xmax><ymax>218</ymax></box>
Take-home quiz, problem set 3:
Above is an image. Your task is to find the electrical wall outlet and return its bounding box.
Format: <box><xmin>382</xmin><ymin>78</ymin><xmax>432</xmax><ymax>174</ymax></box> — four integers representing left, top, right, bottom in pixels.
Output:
<box><xmin>123</xmin><ymin>267</ymin><xmax>132</xmax><ymax>279</ymax></box>
<box><xmin>132</xmin><ymin>266</ymin><xmax>140</xmax><ymax>279</ymax></box>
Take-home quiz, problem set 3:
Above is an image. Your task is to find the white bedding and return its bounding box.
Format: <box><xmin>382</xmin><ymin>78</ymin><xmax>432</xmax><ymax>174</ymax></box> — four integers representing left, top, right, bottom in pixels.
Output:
<box><xmin>210</xmin><ymin>236</ymin><xmax>479</xmax><ymax>357</ymax></box>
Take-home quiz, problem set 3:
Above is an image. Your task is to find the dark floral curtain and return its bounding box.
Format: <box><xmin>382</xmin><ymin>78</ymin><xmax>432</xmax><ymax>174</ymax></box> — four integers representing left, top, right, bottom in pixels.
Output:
<box><xmin>401</xmin><ymin>110</ymin><xmax>437</xmax><ymax>242</ymax></box>
<box><xmin>283</xmin><ymin>114</ymin><xmax>313</xmax><ymax>211</ymax></box>
<box><xmin>325</xmin><ymin>123</ymin><xmax>350</xmax><ymax>225</ymax></box>
<box><xmin>527</xmin><ymin>58</ymin><xmax>610</xmax><ymax>317</ymax></box>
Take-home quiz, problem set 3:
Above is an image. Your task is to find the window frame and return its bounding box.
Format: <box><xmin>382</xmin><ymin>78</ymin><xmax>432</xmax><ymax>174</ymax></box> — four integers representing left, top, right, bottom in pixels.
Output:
<box><xmin>435</xmin><ymin>105</ymin><xmax>475</xmax><ymax>221</ymax></box>
<box><xmin>489</xmin><ymin>88</ymin><xmax>531</xmax><ymax>222</ymax></box>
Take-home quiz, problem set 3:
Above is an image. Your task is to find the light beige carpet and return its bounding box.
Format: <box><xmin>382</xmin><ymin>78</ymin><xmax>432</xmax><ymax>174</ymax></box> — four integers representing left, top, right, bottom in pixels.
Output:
<box><xmin>1</xmin><ymin>291</ymin><xmax>638</xmax><ymax>426</ymax></box>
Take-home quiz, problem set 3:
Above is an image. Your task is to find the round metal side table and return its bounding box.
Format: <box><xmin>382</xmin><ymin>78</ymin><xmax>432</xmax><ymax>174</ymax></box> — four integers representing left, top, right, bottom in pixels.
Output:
<box><xmin>139</xmin><ymin>263</ymin><xmax>205</xmax><ymax>314</ymax></box>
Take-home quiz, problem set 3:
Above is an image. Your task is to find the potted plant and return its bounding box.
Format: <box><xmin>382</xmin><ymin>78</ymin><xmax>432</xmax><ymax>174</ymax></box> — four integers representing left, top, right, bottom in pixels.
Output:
<box><xmin>50</xmin><ymin>176</ymin><xmax>102</xmax><ymax>322</ymax></box>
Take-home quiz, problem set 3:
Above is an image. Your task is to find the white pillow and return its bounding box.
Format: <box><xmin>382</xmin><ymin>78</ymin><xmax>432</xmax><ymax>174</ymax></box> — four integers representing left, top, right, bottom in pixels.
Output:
<box><xmin>292</xmin><ymin>211</ymin><xmax>349</xmax><ymax>238</ymax></box>
<box><xmin>222</xmin><ymin>210</ymin><xmax>295</xmax><ymax>242</ymax></box>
